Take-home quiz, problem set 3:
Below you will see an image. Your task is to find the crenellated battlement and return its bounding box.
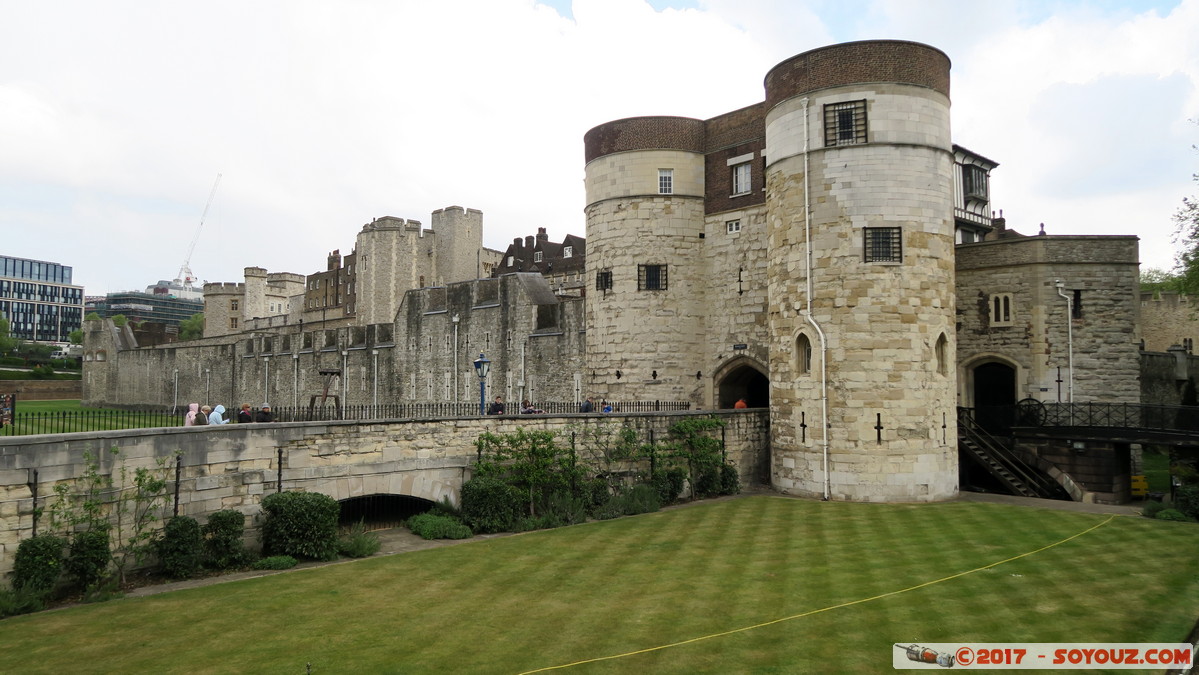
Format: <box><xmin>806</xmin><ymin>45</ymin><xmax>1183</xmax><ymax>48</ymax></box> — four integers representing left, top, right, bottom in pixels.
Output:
<box><xmin>203</xmin><ymin>282</ymin><xmax>245</xmax><ymax>294</ymax></box>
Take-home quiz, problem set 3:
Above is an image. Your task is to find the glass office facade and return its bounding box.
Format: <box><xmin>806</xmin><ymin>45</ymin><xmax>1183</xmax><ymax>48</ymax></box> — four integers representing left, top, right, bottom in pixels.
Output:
<box><xmin>0</xmin><ymin>255</ymin><xmax>85</xmax><ymax>343</ymax></box>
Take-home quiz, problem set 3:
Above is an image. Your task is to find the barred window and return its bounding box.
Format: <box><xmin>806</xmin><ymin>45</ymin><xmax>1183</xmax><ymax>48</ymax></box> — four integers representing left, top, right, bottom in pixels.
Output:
<box><xmin>824</xmin><ymin>100</ymin><xmax>867</xmax><ymax>147</ymax></box>
<box><xmin>595</xmin><ymin>270</ymin><xmax>613</xmax><ymax>291</ymax></box>
<box><xmin>863</xmin><ymin>227</ymin><xmax>902</xmax><ymax>263</ymax></box>
<box><xmin>638</xmin><ymin>264</ymin><xmax>667</xmax><ymax>291</ymax></box>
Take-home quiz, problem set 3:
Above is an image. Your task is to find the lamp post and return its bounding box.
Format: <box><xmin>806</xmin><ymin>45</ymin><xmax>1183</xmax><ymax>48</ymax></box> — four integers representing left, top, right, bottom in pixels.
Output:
<box><xmin>473</xmin><ymin>352</ymin><xmax>490</xmax><ymax>416</ymax></box>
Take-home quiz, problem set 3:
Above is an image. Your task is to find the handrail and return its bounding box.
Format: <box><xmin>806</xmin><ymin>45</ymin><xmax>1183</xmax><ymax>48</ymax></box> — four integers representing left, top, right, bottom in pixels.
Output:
<box><xmin>958</xmin><ymin>408</ymin><xmax>1056</xmax><ymax>497</ymax></box>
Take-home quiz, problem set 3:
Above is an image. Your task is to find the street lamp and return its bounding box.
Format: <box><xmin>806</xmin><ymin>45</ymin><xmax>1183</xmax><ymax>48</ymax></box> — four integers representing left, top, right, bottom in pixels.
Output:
<box><xmin>473</xmin><ymin>352</ymin><xmax>491</xmax><ymax>415</ymax></box>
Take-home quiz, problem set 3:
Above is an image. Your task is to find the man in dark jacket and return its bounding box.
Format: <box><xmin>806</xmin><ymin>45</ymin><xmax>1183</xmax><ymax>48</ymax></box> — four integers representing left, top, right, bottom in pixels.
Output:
<box><xmin>255</xmin><ymin>404</ymin><xmax>274</xmax><ymax>423</ymax></box>
<box><xmin>486</xmin><ymin>396</ymin><xmax>505</xmax><ymax>415</ymax></box>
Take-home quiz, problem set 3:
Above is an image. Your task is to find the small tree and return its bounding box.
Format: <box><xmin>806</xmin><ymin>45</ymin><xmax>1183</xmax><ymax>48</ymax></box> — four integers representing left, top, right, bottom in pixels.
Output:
<box><xmin>0</xmin><ymin>317</ymin><xmax>19</xmax><ymax>356</ymax></box>
<box><xmin>67</xmin><ymin>328</ymin><xmax>84</xmax><ymax>345</ymax></box>
<box><xmin>178</xmin><ymin>313</ymin><xmax>204</xmax><ymax>341</ymax></box>
<box><xmin>475</xmin><ymin>428</ymin><xmax>581</xmax><ymax>517</ymax></box>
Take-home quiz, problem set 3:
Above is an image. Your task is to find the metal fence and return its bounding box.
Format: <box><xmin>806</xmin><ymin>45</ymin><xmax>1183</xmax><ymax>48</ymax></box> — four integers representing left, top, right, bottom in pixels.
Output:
<box><xmin>972</xmin><ymin>401</ymin><xmax>1199</xmax><ymax>435</ymax></box>
<box><xmin>1</xmin><ymin>400</ymin><xmax>695</xmax><ymax>436</ymax></box>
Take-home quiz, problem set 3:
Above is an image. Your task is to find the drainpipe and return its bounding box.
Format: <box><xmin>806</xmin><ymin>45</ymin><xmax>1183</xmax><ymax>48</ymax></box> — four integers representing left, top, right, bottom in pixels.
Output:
<box><xmin>372</xmin><ymin>349</ymin><xmax>379</xmax><ymax>409</ymax></box>
<box><xmin>172</xmin><ymin>369</ymin><xmax>179</xmax><ymax>414</ymax></box>
<box><xmin>1055</xmin><ymin>280</ymin><xmax>1074</xmax><ymax>403</ymax></box>
<box><xmin>452</xmin><ymin>314</ymin><xmax>460</xmax><ymax>402</ymax></box>
<box><xmin>798</xmin><ymin>97</ymin><xmax>831</xmax><ymax>501</ymax></box>
<box><xmin>292</xmin><ymin>354</ymin><xmax>299</xmax><ymax>409</ymax></box>
<box><xmin>341</xmin><ymin>350</ymin><xmax>349</xmax><ymax>413</ymax></box>
<box><xmin>263</xmin><ymin>356</ymin><xmax>270</xmax><ymax>406</ymax></box>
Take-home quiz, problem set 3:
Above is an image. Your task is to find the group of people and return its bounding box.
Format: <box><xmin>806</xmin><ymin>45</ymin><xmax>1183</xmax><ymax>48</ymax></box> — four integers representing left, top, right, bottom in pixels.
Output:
<box><xmin>484</xmin><ymin>395</ymin><xmax>616</xmax><ymax>416</ymax></box>
<box><xmin>184</xmin><ymin>403</ymin><xmax>274</xmax><ymax>426</ymax></box>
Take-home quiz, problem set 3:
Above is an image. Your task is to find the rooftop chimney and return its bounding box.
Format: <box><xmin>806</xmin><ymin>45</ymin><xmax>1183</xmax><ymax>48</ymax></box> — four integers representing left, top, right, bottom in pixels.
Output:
<box><xmin>536</xmin><ymin>227</ymin><xmax>548</xmax><ymax>242</ymax></box>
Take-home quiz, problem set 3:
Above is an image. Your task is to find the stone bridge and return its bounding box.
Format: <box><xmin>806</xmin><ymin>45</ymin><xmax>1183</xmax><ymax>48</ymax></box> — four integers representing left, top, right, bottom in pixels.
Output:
<box><xmin>0</xmin><ymin>410</ymin><xmax>769</xmax><ymax>578</ymax></box>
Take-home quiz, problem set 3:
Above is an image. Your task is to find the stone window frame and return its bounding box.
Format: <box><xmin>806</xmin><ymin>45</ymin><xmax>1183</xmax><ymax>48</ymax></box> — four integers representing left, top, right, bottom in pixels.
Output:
<box><xmin>726</xmin><ymin>220</ymin><xmax>742</xmax><ymax>234</ymax></box>
<box><xmin>824</xmin><ymin>99</ymin><xmax>867</xmax><ymax>147</ymax></box>
<box><xmin>989</xmin><ymin>293</ymin><xmax>1014</xmax><ymax>327</ymax></box>
<box><xmin>638</xmin><ymin>264</ymin><xmax>668</xmax><ymax>291</ymax></box>
<box><xmin>863</xmin><ymin>226</ymin><xmax>902</xmax><ymax>263</ymax></box>
<box><xmin>230</xmin><ymin>299</ymin><xmax>239</xmax><ymax>311</ymax></box>
<box><xmin>796</xmin><ymin>334</ymin><xmax>812</xmax><ymax>375</ymax></box>
<box><xmin>658</xmin><ymin>169</ymin><xmax>673</xmax><ymax>195</ymax></box>
<box><xmin>230</xmin><ymin>317</ymin><xmax>238</xmax><ymax>329</ymax></box>
<box><xmin>935</xmin><ymin>333</ymin><xmax>949</xmax><ymax>376</ymax></box>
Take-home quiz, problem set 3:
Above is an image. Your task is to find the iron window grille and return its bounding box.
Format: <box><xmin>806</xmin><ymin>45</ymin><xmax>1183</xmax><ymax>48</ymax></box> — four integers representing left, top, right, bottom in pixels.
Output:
<box><xmin>824</xmin><ymin>100</ymin><xmax>867</xmax><ymax>147</ymax></box>
<box><xmin>595</xmin><ymin>270</ymin><xmax>613</xmax><ymax>291</ymax></box>
<box><xmin>638</xmin><ymin>264</ymin><xmax>667</xmax><ymax>291</ymax></box>
<box><xmin>863</xmin><ymin>227</ymin><xmax>902</xmax><ymax>263</ymax></box>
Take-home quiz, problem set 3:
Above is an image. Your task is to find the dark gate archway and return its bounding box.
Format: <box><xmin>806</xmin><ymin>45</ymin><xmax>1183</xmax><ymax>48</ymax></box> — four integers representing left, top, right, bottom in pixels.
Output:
<box><xmin>339</xmin><ymin>494</ymin><xmax>436</xmax><ymax>531</ymax></box>
<box><xmin>973</xmin><ymin>361</ymin><xmax>1017</xmax><ymax>433</ymax></box>
<box><xmin>717</xmin><ymin>362</ymin><xmax>770</xmax><ymax>409</ymax></box>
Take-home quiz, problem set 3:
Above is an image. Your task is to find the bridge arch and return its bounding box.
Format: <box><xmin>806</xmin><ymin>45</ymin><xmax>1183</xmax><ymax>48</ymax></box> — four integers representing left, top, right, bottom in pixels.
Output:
<box><xmin>714</xmin><ymin>356</ymin><xmax>769</xmax><ymax>408</ymax></box>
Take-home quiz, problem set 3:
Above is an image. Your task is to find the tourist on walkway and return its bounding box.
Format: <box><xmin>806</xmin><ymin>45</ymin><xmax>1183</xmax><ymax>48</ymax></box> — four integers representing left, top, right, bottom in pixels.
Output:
<box><xmin>734</xmin><ymin>398</ymin><xmax>748</xmax><ymax>409</ymax></box>
<box><xmin>208</xmin><ymin>404</ymin><xmax>229</xmax><ymax>425</ymax></box>
<box><xmin>184</xmin><ymin>403</ymin><xmax>202</xmax><ymax>426</ymax></box>
<box><xmin>579</xmin><ymin>396</ymin><xmax>595</xmax><ymax>413</ymax></box>
<box><xmin>487</xmin><ymin>396</ymin><xmax>505</xmax><ymax>415</ymax></box>
<box><xmin>197</xmin><ymin>406</ymin><xmax>211</xmax><ymax>425</ymax></box>
<box><xmin>255</xmin><ymin>404</ymin><xmax>274</xmax><ymax>423</ymax></box>
<box><xmin>237</xmin><ymin>404</ymin><xmax>253</xmax><ymax>424</ymax></box>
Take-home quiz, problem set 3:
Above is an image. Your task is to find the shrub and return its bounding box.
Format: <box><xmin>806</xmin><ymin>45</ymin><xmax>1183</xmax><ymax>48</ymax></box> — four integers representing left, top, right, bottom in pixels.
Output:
<box><xmin>65</xmin><ymin>529</ymin><xmax>111</xmax><ymax>591</ymax></box>
<box><xmin>694</xmin><ymin>467</ymin><xmax>721</xmax><ymax>498</ymax></box>
<box><xmin>538</xmin><ymin>490</ymin><xmax>589</xmax><ymax>527</ymax></box>
<box><xmin>652</xmin><ymin>468</ymin><xmax>686</xmax><ymax>505</ymax></box>
<box><xmin>252</xmin><ymin>555</ymin><xmax>298</xmax><ymax>571</ymax></box>
<box><xmin>203</xmin><ymin>510</ymin><xmax>250</xmax><ymax>570</ymax></box>
<box><xmin>156</xmin><ymin>516</ymin><xmax>203</xmax><ymax>579</ymax></box>
<box><xmin>11</xmin><ymin>535</ymin><xmax>65</xmax><ymax>595</ymax></box>
<box><xmin>593</xmin><ymin>484</ymin><xmax>661</xmax><ymax>520</ymax></box>
<box><xmin>1141</xmin><ymin>500</ymin><xmax>1167</xmax><ymax>519</ymax></box>
<box><xmin>1156</xmin><ymin>509</ymin><xmax>1195</xmax><ymax>522</ymax></box>
<box><xmin>407</xmin><ymin>513</ymin><xmax>473</xmax><ymax>540</ymax></box>
<box><xmin>261</xmin><ymin>491</ymin><xmax>340</xmax><ymax>561</ymax></box>
<box><xmin>338</xmin><ymin>521</ymin><xmax>382</xmax><ymax>558</ymax></box>
<box><xmin>460</xmin><ymin>476</ymin><xmax>524</xmax><ymax>534</ymax></box>
<box><xmin>428</xmin><ymin>496</ymin><xmax>462</xmax><ymax>520</ymax></box>
<box><xmin>719</xmin><ymin>463</ymin><xmax>740</xmax><ymax>496</ymax></box>
<box><xmin>0</xmin><ymin>587</ymin><xmax>46</xmax><ymax>618</ymax></box>
<box><xmin>1175</xmin><ymin>485</ymin><xmax>1199</xmax><ymax>520</ymax></box>
<box><xmin>30</xmin><ymin>364</ymin><xmax>55</xmax><ymax>379</ymax></box>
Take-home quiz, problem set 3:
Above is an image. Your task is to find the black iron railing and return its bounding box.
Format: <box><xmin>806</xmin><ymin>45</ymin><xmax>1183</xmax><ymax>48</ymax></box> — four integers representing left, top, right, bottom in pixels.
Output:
<box><xmin>969</xmin><ymin>402</ymin><xmax>1199</xmax><ymax>436</ymax></box>
<box><xmin>1</xmin><ymin>400</ymin><xmax>695</xmax><ymax>436</ymax></box>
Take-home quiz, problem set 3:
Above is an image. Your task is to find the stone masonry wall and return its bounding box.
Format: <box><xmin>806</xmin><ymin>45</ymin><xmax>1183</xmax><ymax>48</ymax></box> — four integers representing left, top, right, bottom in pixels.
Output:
<box><xmin>0</xmin><ymin>409</ymin><xmax>769</xmax><ymax>579</ymax></box>
<box><xmin>1140</xmin><ymin>292</ymin><xmax>1198</xmax><ymax>352</ymax></box>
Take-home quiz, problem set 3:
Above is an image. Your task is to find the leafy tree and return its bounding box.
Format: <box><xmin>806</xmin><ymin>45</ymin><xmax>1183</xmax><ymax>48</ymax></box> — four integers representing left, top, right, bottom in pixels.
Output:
<box><xmin>0</xmin><ymin>317</ymin><xmax>17</xmax><ymax>356</ymax></box>
<box><xmin>475</xmin><ymin>428</ymin><xmax>581</xmax><ymax>517</ymax></box>
<box><xmin>85</xmin><ymin>312</ymin><xmax>101</xmax><ymax>321</ymax></box>
<box><xmin>1140</xmin><ymin>267</ymin><xmax>1186</xmax><ymax>295</ymax></box>
<box><xmin>178</xmin><ymin>313</ymin><xmax>204</xmax><ymax>341</ymax></box>
<box><xmin>111</xmin><ymin>314</ymin><xmax>128</xmax><ymax>327</ymax></box>
<box><xmin>1171</xmin><ymin>121</ymin><xmax>1199</xmax><ymax>293</ymax></box>
<box><xmin>67</xmin><ymin>328</ymin><xmax>84</xmax><ymax>345</ymax></box>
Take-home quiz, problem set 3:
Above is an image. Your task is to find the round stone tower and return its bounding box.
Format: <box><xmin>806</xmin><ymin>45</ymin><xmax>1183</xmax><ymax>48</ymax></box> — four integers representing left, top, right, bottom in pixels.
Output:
<box><xmin>583</xmin><ymin>117</ymin><xmax>708</xmax><ymax>402</ymax></box>
<box><xmin>765</xmin><ymin>41</ymin><xmax>958</xmax><ymax>501</ymax></box>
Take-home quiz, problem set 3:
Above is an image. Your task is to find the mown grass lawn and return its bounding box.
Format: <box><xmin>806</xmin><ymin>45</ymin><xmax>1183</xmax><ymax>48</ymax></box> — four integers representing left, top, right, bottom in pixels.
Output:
<box><xmin>2</xmin><ymin>496</ymin><xmax>1196</xmax><ymax>674</ymax></box>
<box><xmin>3</xmin><ymin>399</ymin><xmax>180</xmax><ymax>435</ymax></box>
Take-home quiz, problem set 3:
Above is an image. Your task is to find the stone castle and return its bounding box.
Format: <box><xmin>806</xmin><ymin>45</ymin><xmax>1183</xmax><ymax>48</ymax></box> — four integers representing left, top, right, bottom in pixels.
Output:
<box><xmin>83</xmin><ymin>40</ymin><xmax>1149</xmax><ymax>503</ymax></box>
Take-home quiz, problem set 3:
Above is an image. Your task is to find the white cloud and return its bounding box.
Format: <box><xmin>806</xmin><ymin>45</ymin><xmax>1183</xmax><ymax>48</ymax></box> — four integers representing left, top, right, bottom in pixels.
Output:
<box><xmin>1</xmin><ymin>0</ymin><xmax>1197</xmax><ymax>295</ymax></box>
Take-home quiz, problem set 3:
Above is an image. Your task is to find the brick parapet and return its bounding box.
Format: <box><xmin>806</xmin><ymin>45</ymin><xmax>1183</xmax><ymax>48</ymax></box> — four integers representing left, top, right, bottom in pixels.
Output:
<box><xmin>764</xmin><ymin>40</ymin><xmax>950</xmax><ymax>109</ymax></box>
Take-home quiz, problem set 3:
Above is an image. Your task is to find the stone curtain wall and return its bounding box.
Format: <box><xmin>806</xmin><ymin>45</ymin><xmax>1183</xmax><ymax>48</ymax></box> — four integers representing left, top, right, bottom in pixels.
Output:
<box><xmin>0</xmin><ymin>410</ymin><xmax>769</xmax><ymax>579</ymax></box>
<box><xmin>1140</xmin><ymin>292</ymin><xmax>1198</xmax><ymax>353</ymax></box>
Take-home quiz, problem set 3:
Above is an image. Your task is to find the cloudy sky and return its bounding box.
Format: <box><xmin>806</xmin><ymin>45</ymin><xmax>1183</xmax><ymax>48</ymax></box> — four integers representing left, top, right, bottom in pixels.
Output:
<box><xmin>3</xmin><ymin>0</ymin><xmax>1197</xmax><ymax>295</ymax></box>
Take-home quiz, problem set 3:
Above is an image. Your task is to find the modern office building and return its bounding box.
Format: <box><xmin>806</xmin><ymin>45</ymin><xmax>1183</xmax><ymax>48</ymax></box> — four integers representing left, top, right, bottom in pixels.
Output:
<box><xmin>0</xmin><ymin>255</ymin><xmax>85</xmax><ymax>343</ymax></box>
<box><xmin>86</xmin><ymin>292</ymin><xmax>204</xmax><ymax>328</ymax></box>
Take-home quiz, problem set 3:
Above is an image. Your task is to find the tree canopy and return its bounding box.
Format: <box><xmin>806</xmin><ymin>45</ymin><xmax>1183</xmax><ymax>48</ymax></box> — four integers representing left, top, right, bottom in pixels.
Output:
<box><xmin>178</xmin><ymin>313</ymin><xmax>204</xmax><ymax>341</ymax></box>
<box><xmin>1170</xmin><ymin>122</ymin><xmax>1199</xmax><ymax>293</ymax></box>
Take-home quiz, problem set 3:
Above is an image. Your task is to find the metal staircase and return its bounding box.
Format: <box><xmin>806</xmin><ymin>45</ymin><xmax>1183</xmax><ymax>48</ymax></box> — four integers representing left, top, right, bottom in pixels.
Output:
<box><xmin>958</xmin><ymin>410</ymin><xmax>1065</xmax><ymax>500</ymax></box>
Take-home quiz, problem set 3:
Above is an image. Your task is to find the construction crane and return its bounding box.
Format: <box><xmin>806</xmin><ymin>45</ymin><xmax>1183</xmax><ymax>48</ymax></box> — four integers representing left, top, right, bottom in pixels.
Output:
<box><xmin>175</xmin><ymin>173</ymin><xmax>223</xmax><ymax>287</ymax></box>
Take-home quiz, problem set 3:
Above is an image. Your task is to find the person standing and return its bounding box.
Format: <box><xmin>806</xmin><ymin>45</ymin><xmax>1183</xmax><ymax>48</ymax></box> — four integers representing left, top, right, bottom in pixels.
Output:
<box><xmin>734</xmin><ymin>398</ymin><xmax>748</xmax><ymax>409</ymax></box>
<box><xmin>579</xmin><ymin>396</ymin><xmax>595</xmax><ymax>413</ymax></box>
<box><xmin>184</xmin><ymin>403</ymin><xmax>202</xmax><ymax>426</ymax></box>
<box><xmin>487</xmin><ymin>396</ymin><xmax>505</xmax><ymax>415</ymax></box>
<box><xmin>208</xmin><ymin>404</ymin><xmax>229</xmax><ymax>425</ymax></box>
<box><xmin>237</xmin><ymin>404</ymin><xmax>253</xmax><ymax>424</ymax></box>
<box><xmin>255</xmin><ymin>404</ymin><xmax>274</xmax><ymax>423</ymax></box>
<box><xmin>197</xmin><ymin>406</ymin><xmax>211</xmax><ymax>425</ymax></box>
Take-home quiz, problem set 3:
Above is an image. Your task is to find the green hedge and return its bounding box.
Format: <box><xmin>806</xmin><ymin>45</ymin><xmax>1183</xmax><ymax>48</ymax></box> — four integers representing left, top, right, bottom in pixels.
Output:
<box><xmin>203</xmin><ymin>510</ymin><xmax>251</xmax><ymax>569</ymax></box>
<box><xmin>157</xmin><ymin>516</ymin><xmax>202</xmax><ymax>579</ymax></box>
<box><xmin>261</xmin><ymin>492</ymin><xmax>340</xmax><ymax>561</ymax></box>
<box><xmin>11</xmin><ymin>535</ymin><xmax>65</xmax><ymax>595</ymax></box>
<box><xmin>407</xmin><ymin>513</ymin><xmax>473</xmax><ymax>540</ymax></box>
<box><xmin>65</xmin><ymin>529</ymin><xmax>110</xmax><ymax>591</ymax></box>
<box><xmin>460</xmin><ymin>476</ymin><xmax>525</xmax><ymax>534</ymax></box>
